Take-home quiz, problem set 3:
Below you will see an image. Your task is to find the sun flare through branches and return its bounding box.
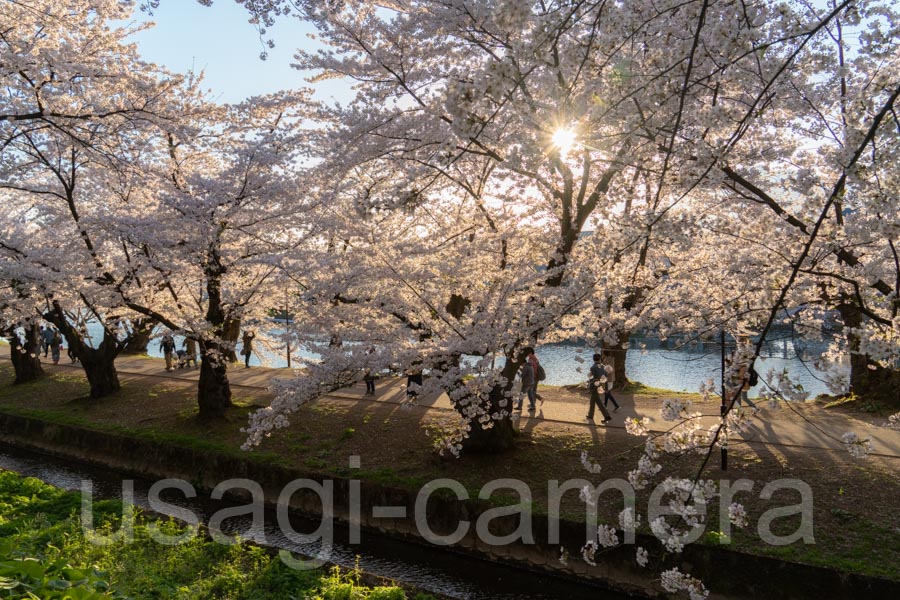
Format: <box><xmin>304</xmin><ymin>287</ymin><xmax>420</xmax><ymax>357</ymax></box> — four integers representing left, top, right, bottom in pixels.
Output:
<box><xmin>551</xmin><ymin>126</ymin><xmax>577</xmax><ymax>157</ymax></box>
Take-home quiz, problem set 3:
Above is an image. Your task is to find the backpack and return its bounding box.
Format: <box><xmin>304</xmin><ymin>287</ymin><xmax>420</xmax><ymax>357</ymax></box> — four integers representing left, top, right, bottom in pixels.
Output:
<box><xmin>748</xmin><ymin>367</ymin><xmax>759</xmax><ymax>387</ymax></box>
<box><xmin>536</xmin><ymin>364</ymin><xmax>546</xmax><ymax>381</ymax></box>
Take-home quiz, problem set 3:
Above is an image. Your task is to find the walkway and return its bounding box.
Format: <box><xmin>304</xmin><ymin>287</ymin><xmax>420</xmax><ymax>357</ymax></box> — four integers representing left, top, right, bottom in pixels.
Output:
<box><xmin>3</xmin><ymin>345</ymin><xmax>898</xmax><ymax>458</ymax></box>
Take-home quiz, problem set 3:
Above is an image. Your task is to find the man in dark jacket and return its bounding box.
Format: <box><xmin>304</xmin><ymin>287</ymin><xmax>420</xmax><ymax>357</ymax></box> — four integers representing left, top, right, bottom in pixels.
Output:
<box><xmin>586</xmin><ymin>353</ymin><xmax>612</xmax><ymax>424</ymax></box>
<box><xmin>516</xmin><ymin>360</ymin><xmax>536</xmax><ymax>413</ymax></box>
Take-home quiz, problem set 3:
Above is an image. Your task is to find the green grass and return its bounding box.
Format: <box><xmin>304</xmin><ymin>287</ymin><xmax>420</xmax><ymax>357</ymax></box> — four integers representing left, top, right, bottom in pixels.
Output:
<box><xmin>0</xmin><ymin>404</ymin><xmax>286</xmax><ymax>467</ymax></box>
<box><xmin>354</xmin><ymin>468</ymin><xmax>429</xmax><ymax>491</ymax></box>
<box><xmin>620</xmin><ymin>381</ymin><xmax>705</xmax><ymax>399</ymax></box>
<box><xmin>736</xmin><ymin>512</ymin><xmax>900</xmax><ymax>580</ymax></box>
<box><xmin>709</xmin><ymin>497</ymin><xmax>900</xmax><ymax>581</ymax></box>
<box><xmin>0</xmin><ymin>469</ymin><xmax>431</xmax><ymax>600</ymax></box>
<box><xmin>819</xmin><ymin>393</ymin><xmax>893</xmax><ymax>416</ymax></box>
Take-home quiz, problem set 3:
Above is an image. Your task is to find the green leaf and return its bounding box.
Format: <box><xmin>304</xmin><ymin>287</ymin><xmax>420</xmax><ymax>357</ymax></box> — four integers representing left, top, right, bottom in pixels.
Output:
<box><xmin>45</xmin><ymin>578</ymin><xmax>73</xmax><ymax>590</ymax></box>
<box><xmin>15</xmin><ymin>558</ymin><xmax>46</xmax><ymax>580</ymax></box>
<box><xmin>62</xmin><ymin>567</ymin><xmax>87</xmax><ymax>581</ymax></box>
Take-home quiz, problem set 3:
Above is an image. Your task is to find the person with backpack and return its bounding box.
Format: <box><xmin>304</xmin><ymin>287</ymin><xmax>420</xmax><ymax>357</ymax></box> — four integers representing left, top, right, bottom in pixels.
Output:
<box><xmin>525</xmin><ymin>347</ymin><xmax>546</xmax><ymax>404</ymax></box>
<box><xmin>160</xmin><ymin>332</ymin><xmax>176</xmax><ymax>371</ymax></box>
<box><xmin>363</xmin><ymin>369</ymin><xmax>376</xmax><ymax>395</ymax></box>
<box><xmin>516</xmin><ymin>357</ymin><xmax>537</xmax><ymax>414</ymax></box>
<box><xmin>586</xmin><ymin>353</ymin><xmax>613</xmax><ymax>424</ymax></box>
<box><xmin>737</xmin><ymin>363</ymin><xmax>758</xmax><ymax>408</ymax></box>
<box><xmin>602</xmin><ymin>351</ymin><xmax>620</xmax><ymax>411</ymax></box>
<box><xmin>183</xmin><ymin>337</ymin><xmax>198</xmax><ymax>368</ymax></box>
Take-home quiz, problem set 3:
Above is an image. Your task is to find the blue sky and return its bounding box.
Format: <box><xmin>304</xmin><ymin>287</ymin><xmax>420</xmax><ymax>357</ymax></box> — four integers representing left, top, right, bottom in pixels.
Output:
<box><xmin>130</xmin><ymin>2</ymin><xmax>346</xmax><ymax>104</ymax></box>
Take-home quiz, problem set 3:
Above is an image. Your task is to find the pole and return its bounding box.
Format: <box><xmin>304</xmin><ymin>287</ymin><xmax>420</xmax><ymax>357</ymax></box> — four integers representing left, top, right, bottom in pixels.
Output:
<box><xmin>720</xmin><ymin>329</ymin><xmax>728</xmax><ymax>471</ymax></box>
<box><xmin>285</xmin><ymin>287</ymin><xmax>291</xmax><ymax>369</ymax></box>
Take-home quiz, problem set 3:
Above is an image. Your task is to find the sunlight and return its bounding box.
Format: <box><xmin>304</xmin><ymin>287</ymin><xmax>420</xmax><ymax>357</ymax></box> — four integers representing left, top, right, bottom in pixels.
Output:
<box><xmin>551</xmin><ymin>126</ymin><xmax>577</xmax><ymax>156</ymax></box>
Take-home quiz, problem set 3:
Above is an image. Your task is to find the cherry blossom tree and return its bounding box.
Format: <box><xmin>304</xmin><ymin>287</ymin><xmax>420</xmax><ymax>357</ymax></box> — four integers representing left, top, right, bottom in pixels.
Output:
<box><xmin>0</xmin><ymin>0</ymin><xmax>892</xmax><ymax>597</ymax></box>
<box><xmin>236</xmin><ymin>0</ymin><xmax>896</xmax><ymax>450</ymax></box>
<box><xmin>0</xmin><ymin>131</ymin><xmax>164</xmax><ymax>397</ymax></box>
<box><xmin>0</xmin><ymin>0</ymin><xmax>191</xmax><ymax>153</ymax></box>
<box><xmin>115</xmin><ymin>91</ymin><xmax>317</xmax><ymax>419</ymax></box>
<box><xmin>0</xmin><ymin>198</ymin><xmax>46</xmax><ymax>384</ymax></box>
<box><xmin>229</xmin><ymin>1</ymin><xmax>897</xmax><ymax>596</ymax></box>
<box><xmin>714</xmin><ymin>0</ymin><xmax>900</xmax><ymax>404</ymax></box>
<box><xmin>0</xmin><ymin>0</ymin><xmax>201</xmax><ymax>396</ymax></box>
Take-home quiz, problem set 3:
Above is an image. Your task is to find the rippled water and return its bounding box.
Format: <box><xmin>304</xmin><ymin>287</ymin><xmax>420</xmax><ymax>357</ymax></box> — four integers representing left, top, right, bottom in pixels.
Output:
<box><xmin>533</xmin><ymin>335</ymin><xmax>843</xmax><ymax>398</ymax></box>
<box><xmin>68</xmin><ymin>322</ymin><xmax>845</xmax><ymax>398</ymax></box>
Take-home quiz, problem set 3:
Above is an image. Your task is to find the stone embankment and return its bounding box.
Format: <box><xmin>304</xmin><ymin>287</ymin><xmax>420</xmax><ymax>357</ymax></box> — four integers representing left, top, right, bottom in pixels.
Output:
<box><xmin>2</xmin><ymin>412</ymin><xmax>897</xmax><ymax>599</ymax></box>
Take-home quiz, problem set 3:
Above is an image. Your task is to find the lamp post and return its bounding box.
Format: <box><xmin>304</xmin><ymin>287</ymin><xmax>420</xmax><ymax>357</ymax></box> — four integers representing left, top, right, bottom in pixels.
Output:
<box><xmin>285</xmin><ymin>287</ymin><xmax>291</xmax><ymax>369</ymax></box>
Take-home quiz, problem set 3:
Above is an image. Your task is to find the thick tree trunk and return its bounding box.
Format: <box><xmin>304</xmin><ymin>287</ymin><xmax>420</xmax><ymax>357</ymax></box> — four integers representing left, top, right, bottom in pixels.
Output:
<box><xmin>462</xmin><ymin>394</ymin><xmax>517</xmax><ymax>453</ymax></box>
<box><xmin>44</xmin><ymin>303</ymin><xmax>121</xmax><ymax>398</ymax></box>
<box><xmin>82</xmin><ymin>355</ymin><xmax>121</xmax><ymax>398</ymax></box>
<box><xmin>222</xmin><ymin>317</ymin><xmax>241</xmax><ymax>362</ymax></box>
<box><xmin>121</xmin><ymin>318</ymin><xmax>156</xmax><ymax>354</ymax></box>
<box><xmin>607</xmin><ymin>332</ymin><xmax>631</xmax><ymax>390</ymax></box>
<box><xmin>197</xmin><ymin>345</ymin><xmax>232</xmax><ymax>420</ymax></box>
<box><xmin>198</xmin><ymin>265</ymin><xmax>233</xmax><ymax>420</ymax></box>
<box><xmin>838</xmin><ymin>303</ymin><xmax>900</xmax><ymax>407</ymax></box>
<box><xmin>460</xmin><ymin>358</ymin><xmax>517</xmax><ymax>453</ymax></box>
<box><xmin>7</xmin><ymin>324</ymin><xmax>44</xmax><ymax>384</ymax></box>
<box><xmin>850</xmin><ymin>362</ymin><xmax>900</xmax><ymax>407</ymax></box>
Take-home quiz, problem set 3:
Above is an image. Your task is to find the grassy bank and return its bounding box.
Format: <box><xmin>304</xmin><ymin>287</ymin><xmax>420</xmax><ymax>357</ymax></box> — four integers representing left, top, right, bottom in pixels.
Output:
<box><xmin>0</xmin><ymin>468</ymin><xmax>431</xmax><ymax>599</ymax></box>
<box><xmin>0</xmin><ymin>364</ymin><xmax>898</xmax><ymax>582</ymax></box>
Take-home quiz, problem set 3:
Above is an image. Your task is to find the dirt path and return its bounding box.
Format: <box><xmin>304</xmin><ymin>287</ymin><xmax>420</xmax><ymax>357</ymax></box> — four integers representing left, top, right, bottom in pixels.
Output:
<box><xmin>2</xmin><ymin>343</ymin><xmax>898</xmax><ymax>457</ymax></box>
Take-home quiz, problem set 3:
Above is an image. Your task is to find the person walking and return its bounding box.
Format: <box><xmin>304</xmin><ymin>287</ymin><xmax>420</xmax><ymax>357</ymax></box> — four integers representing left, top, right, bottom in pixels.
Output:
<box><xmin>41</xmin><ymin>325</ymin><xmax>53</xmax><ymax>358</ymax></box>
<box><xmin>516</xmin><ymin>357</ymin><xmax>537</xmax><ymax>414</ymax></box>
<box><xmin>183</xmin><ymin>337</ymin><xmax>198</xmax><ymax>368</ymax></box>
<box><xmin>525</xmin><ymin>347</ymin><xmax>544</xmax><ymax>404</ymax></box>
<box><xmin>363</xmin><ymin>369</ymin><xmax>376</xmax><ymax>395</ymax></box>
<box><xmin>49</xmin><ymin>329</ymin><xmax>63</xmax><ymax>365</ymax></box>
<box><xmin>586</xmin><ymin>353</ymin><xmax>612</xmax><ymax>424</ymax></box>
<box><xmin>361</xmin><ymin>346</ymin><xmax>377</xmax><ymax>395</ymax></box>
<box><xmin>602</xmin><ymin>351</ymin><xmax>620</xmax><ymax>411</ymax></box>
<box><xmin>406</xmin><ymin>368</ymin><xmax>423</xmax><ymax>401</ymax></box>
<box><xmin>160</xmin><ymin>333</ymin><xmax>176</xmax><ymax>372</ymax></box>
<box><xmin>730</xmin><ymin>338</ymin><xmax>758</xmax><ymax>409</ymax></box>
<box><xmin>736</xmin><ymin>364</ymin><xmax>758</xmax><ymax>409</ymax></box>
<box><xmin>241</xmin><ymin>330</ymin><xmax>255</xmax><ymax>368</ymax></box>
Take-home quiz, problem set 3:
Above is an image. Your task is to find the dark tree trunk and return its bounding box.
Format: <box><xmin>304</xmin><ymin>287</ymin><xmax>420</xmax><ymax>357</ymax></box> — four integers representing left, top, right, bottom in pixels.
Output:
<box><xmin>461</xmin><ymin>392</ymin><xmax>517</xmax><ymax>453</ymax></box>
<box><xmin>44</xmin><ymin>303</ymin><xmax>121</xmax><ymax>398</ymax></box>
<box><xmin>838</xmin><ymin>303</ymin><xmax>900</xmax><ymax>407</ymax></box>
<box><xmin>222</xmin><ymin>317</ymin><xmax>241</xmax><ymax>362</ymax></box>
<box><xmin>607</xmin><ymin>332</ymin><xmax>631</xmax><ymax>390</ymax></box>
<box><xmin>81</xmin><ymin>354</ymin><xmax>121</xmax><ymax>398</ymax></box>
<box><xmin>460</xmin><ymin>358</ymin><xmax>517</xmax><ymax>453</ymax></box>
<box><xmin>7</xmin><ymin>324</ymin><xmax>44</xmax><ymax>384</ymax></box>
<box><xmin>121</xmin><ymin>318</ymin><xmax>156</xmax><ymax>354</ymax></box>
<box><xmin>197</xmin><ymin>264</ymin><xmax>233</xmax><ymax>420</ymax></box>
<box><xmin>599</xmin><ymin>288</ymin><xmax>642</xmax><ymax>391</ymax></box>
<box><xmin>197</xmin><ymin>341</ymin><xmax>232</xmax><ymax>420</ymax></box>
